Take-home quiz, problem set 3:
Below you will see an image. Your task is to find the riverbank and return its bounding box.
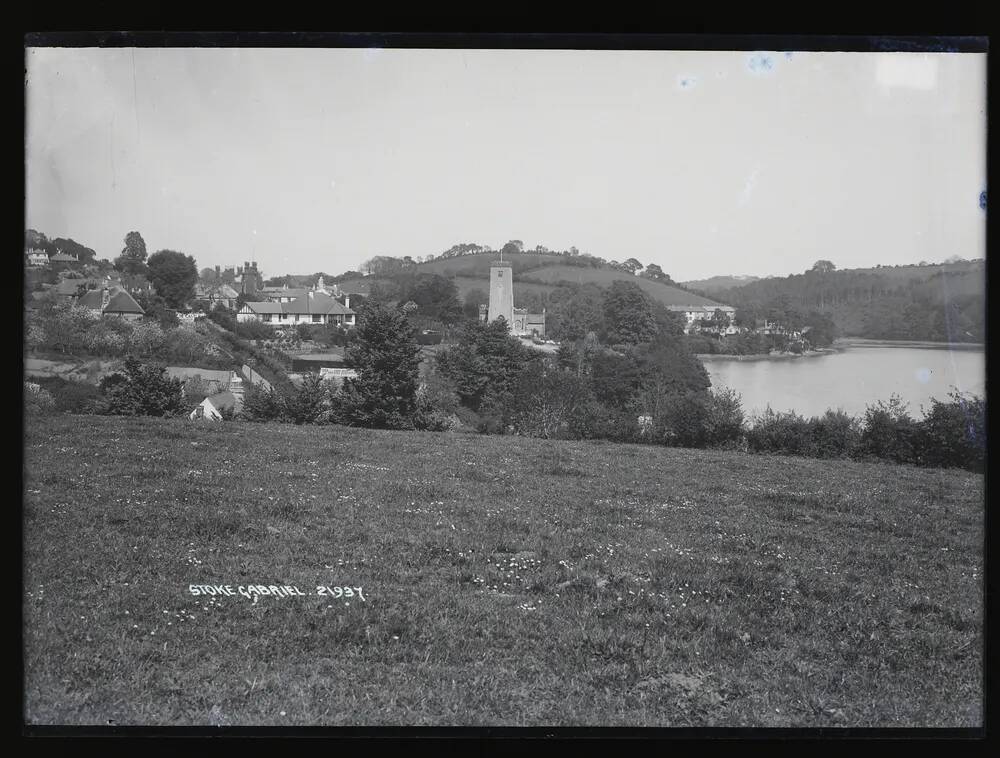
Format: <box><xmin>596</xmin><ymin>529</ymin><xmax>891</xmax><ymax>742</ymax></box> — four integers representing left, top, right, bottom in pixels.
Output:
<box><xmin>833</xmin><ymin>338</ymin><xmax>985</xmax><ymax>351</ymax></box>
<box><xmin>697</xmin><ymin>348</ymin><xmax>837</xmax><ymax>362</ymax></box>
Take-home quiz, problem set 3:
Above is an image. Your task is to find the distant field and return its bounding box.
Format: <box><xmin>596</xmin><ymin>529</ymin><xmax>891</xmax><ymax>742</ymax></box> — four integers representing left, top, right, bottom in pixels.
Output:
<box><xmin>23</xmin><ymin>415</ymin><xmax>982</xmax><ymax>726</ymax></box>
<box><xmin>518</xmin><ymin>266</ymin><xmax>721</xmax><ymax>307</ymax></box>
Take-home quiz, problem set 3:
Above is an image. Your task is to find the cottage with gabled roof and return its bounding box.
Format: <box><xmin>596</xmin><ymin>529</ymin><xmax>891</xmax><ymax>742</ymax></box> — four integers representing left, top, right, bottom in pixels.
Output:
<box><xmin>76</xmin><ymin>286</ymin><xmax>145</xmax><ymax>321</ymax></box>
<box><xmin>189</xmin><ymin>373</ymin><xmax>244</xmax><ymax>421</ymax></box>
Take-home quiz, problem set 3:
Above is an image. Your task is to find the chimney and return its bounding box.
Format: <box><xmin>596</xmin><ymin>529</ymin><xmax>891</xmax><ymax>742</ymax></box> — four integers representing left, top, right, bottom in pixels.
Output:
<box><xmin>101</xmin><ymin>287</ymin><xmax>111</xmax><ymax>310</ymax></box>
<box><xmin>344</xmin><ymin>295</ymin><xmax>350</xmax><ymax>309</ymax></box>
<box><xmin>215</xmin><ymin>265</ymin><xmax>220</xmax><ymax>274</ymax></box>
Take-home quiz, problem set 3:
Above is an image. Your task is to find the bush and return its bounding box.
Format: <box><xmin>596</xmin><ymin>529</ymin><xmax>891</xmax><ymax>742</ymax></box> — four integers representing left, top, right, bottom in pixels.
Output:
<box><xmin>746</xmin><ymin>408</ymin><xmax>813</xmax><ymax>456</ymax></box>
<box><xmin>284</xmin><ymin>374</ymin><xmax>332</xmax><ymax>425</ymax></box>
<box><xmin>653</xmin><ymin>391</ymin><xmax>713</xmax><ymax>448</ymax></box>
<box><xmin>807</xmin><ymin>409</ymin><xmax>861</xmax><ymax>458</ymax></box>
<box><xmin>240</xmin><ymin>383</ymin><xmax>288</xmax><ymax>423</ymax></box>
<box><xmin>31</xmin><ymin>376</ymin><xmax>103</xmax><ymax>414</ymax></box>
<box><xmin>859</xmin><ymin>395</ymin><xmax>920</xmax><ymax>465</ymax></box>
<box><xmin>96</xmin><ymin>356</ymin><xmax>185</xmax><ymax>417</ymax></box>
<box><xmin>705</xmin><ymin>387</ymin><xmax>746</xmax><ymax>447</ymax></box>
<box><xmin>915</xmin><ymin>390</ymin><xmax>985</xmax><ymax>472</ymax></box>
<box><xmin>24</xmin><ymin>382</ymin><xmax>55</xmax><ymax>413</ymax></box>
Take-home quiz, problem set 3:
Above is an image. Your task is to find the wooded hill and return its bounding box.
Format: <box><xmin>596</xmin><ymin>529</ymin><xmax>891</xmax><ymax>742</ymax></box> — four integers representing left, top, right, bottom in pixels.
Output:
<box><xmin>696</xmin><ymin>260</ymin><xmax>985</xmax><ymax>343</ymax></box>
<box><xmin>319</xmin><ymin>252</ymin><xmax>725</xmax><ymax>312</ymax></box>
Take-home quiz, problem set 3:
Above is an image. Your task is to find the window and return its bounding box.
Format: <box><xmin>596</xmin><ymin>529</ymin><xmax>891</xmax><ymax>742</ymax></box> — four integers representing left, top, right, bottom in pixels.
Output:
<box><xmin>263</xmin><ymin>314</ymin><xmax>272</xmax><ymax>322</ymax></box>
<box><xmin>312</xmin><ymin>315</ymin><xmax>322</xmax><ymax>323</ymax></box>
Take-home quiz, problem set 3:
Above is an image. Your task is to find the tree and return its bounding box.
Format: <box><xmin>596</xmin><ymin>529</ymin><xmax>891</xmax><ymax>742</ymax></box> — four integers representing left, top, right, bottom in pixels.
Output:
<box><xmin>810</xmin><ymin>260</ymin><xmax>836</xmax><ymax>274</ymax></box>
<box><xmin>547</xmin><ymin>284</ymin><xmax>606</xmax><ymax>341</ymax></box>
<box><xmin>97</xmin><ymin>356</ymin><xmax>185</xmax><ymax>417</ymax></box>
<box><xmin>603</xmin><ymin>281</ymin><xmax>658</xmax><ymax>345</ymax></box>
<box><xmin>463</xmin><ymin>288</ymin><xmax>488</xmax><ymax>319</ymax></box>
<box><xmin>334</xmin><ymin>301</ymin><xmax>423</xmax><ymax>429</ymax></box>
<box><xmin>51</xmin><ymin>237</ymin><xmax>97</xmax><ymax>264</ymax></box>
<box><xmin>122</xmin><ymin>231</ymin><xmax>148</xmax><ymax>261</ymax></box>
<box><xmin>623</xmin><ymin>258</ymin><xmax>643</xmax><ymax>275</ymax></box>
<box><xmin>435</xmin><ymin>318</ymin><xmax>535</xmax><ymax>412</ymax></box>
<box><xmin>500</xmin><ymin>240</ymin><xmax>524</xmax><ymax>257</ymax></box>
<box><xmin>284</xmin><ymin>374</ymin><xmax>331</xmax><ymax>425</ymax></box>
<box><xmin>147</xmin><ymin>250</ymin><xmax>199</xmax><ymax>309</ymax></box>
<box><xmin>397</xmin><ymin>274</ymin><xmax>463</xmax><ymax>324</ymax></box>
<box><xmin>642</xmin><ymin>263</ymin><xmax>672</xmax><ymax>283</ymax></box>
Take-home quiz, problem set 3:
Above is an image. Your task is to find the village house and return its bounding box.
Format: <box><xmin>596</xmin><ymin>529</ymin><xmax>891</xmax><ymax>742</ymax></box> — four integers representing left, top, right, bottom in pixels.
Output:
<box><xmin>194</xmin><ymin>282</ymin><xmax>240</xmax><ymax>310</ymax></box>
<box><xmin>49</xmin><ymin>250</ymin><xmax>80</xmax><ymax>264</ymax></box>
<box><xmin>666</xmin><ymin>305</ymin><xmax>737</xmax><ymax>334</ymax></box>
<box><xmin>76</xmin><ymin>286</ymin><xmax>145</xmax><ymax>321</ymax></box>
<box><xmin>260</xmin><ymin>276</ymin><xmax>342</xmax><ymax>303</ymax></box>
<box><xmin>26</xmin><ymin>249</ymin><xmax>49</xmax><ymax>267</ymax></box>
<box><xmin>237</xmin><ymin>291</ymin><xmax>356</xmax><ymax>327</ymax></box>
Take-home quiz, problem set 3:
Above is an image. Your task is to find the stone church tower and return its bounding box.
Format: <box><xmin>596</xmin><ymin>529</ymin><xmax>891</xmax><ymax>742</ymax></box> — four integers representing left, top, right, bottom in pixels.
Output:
<box><xmin>487</xmin><ymin>261</ymin><xmax>514</xmax><ymax>326</ymax></box>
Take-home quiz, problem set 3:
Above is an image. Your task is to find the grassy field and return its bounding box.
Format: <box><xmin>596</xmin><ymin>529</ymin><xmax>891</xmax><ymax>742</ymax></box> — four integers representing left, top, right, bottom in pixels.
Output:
<box><xmin>23</xmin><ymin>414</ymin><xmax>983</xmax><ymax>727</ymax></box>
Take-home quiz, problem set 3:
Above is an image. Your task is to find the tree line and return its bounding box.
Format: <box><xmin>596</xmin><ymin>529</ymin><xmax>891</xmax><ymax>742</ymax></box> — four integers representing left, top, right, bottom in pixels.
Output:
<box><xmin>703</xmin><ymin>261</ymin><xmax>985</xmax><ymax>343</ymax></box>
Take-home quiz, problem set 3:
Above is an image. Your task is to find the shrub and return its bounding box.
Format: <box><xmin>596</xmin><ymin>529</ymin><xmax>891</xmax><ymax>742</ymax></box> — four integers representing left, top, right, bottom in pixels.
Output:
<box><xmin>653</xmin><ymin>391</ymin><xmax>713</xmax><ymax>448</ymax></box>
<box><xmin>746</xmin><ymin>408</ymin><xmax>813</xmax><ymax>456</ymax></box>
<box><xmin>860</xmin><ymin>394</ymin><xmax>920</xmax><ymax>465</ymax></box>
<box><xmin>30</xmin><ymin>376</ymin><xmax>103</xmax><ymax>414</ymax></box>
<box><xmin>284</xmin><ymin>374</ymin><xmax>332</xmax><ymax>425</ymax></box>
<box><xmin>240</xmin><ymin>383</ymin><xmax>288</xmax><ymax>423</ymax></box>
<box><xmin>24</xmin><ymin>382</ymin><xmax>55</xmax><ymax>413</ymax></box>
<box><xmin>807</xmin><ymin>409</ymin><xmax>861</xmax><ymax>458</ymax></box>
<box><xmin>96</xmin><ymin>356</ymin><xmax>185</xmax><ymax>417</ymax></box>
<box><xmin>915</xmin><ymin>390</ymin><xmax>985</xmax><ymax>472</ymax></box>
<box><xmin>705</xmin><ymin>387</ymin><xmax>746</xmax><ymax>447</ymax></box>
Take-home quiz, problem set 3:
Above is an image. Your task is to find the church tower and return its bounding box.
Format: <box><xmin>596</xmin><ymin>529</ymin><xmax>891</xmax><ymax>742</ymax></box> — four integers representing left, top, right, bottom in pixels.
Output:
<box><xmin>487</xmin><ymin>260</ymin><xmax>514</xmax><ymax>327</ymax></box>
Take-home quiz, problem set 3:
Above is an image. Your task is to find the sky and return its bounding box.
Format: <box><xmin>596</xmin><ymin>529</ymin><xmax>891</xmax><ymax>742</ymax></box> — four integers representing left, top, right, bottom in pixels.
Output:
<box><xmin>25</xmin><ymin>47</ymin><xmax>987</xmax><ymax>282</ymax></box>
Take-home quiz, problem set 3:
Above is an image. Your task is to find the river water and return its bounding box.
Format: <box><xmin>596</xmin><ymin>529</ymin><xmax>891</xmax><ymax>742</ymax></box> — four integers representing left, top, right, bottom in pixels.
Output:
<box><xmin>703</xmin><ymin>345</ymin><xmax>986</xmax><ymax>420</ymax></box>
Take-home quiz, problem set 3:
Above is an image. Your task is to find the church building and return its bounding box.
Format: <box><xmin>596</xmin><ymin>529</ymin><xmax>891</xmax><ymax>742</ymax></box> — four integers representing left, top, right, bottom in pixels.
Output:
<box><xmin>479</xmin><ymin>260</ymin><xmax>546</xmax><ymax>338</ymax></box>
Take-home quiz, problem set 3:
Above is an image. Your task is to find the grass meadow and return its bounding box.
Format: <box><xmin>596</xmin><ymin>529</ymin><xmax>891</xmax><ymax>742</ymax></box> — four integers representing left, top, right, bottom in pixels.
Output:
<box><xmin>22</xmin><ymin>413</ymin><xmax>983</xmax><ymax>727</ymax></box>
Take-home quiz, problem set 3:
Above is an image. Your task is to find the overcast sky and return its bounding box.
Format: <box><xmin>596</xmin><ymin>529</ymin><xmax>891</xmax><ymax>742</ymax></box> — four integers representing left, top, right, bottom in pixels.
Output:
<box><xmin>25</xmin><ymin>47</ymin><xmax>986</xmax><ymax>282</ymax></box>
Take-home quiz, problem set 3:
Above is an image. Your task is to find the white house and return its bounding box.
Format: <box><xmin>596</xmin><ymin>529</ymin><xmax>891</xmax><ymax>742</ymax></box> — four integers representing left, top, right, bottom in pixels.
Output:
<box><xmin>26</xmin><ymin>250</ymin><xmax>48</xmax><ymax>267</ymax></box>
<box><xmin>237</xmin><ymin>291</ymin><xmax>356</xmax><ymax>327</ymax></box>
<box><xmin>666</xmin><ymin>305</ymin><xmax>737</xmax><ymax>334</ymax></box>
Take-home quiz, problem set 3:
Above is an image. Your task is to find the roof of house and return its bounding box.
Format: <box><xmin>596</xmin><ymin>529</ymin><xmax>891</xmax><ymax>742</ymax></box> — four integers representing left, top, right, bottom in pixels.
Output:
<box><xmin>242</xmin><ymin>301</ymin><xmax>284</xmax><ymax>314</ymax></box>
<box><xmin>204</xmin><ymin>391</ymin><xmax>238</xmax><ymax>412</ymax></box>
<box><xmin>105</xmin><ymin>289</ymin><xmax>145</xmax><ymax>314</ymax></box>
<box><xmin>197</xmin><ymin>283</ymin><xmax>240</xmax><ymax>299</ymax></box>
<box><xmin>76</xmin><ymin>289</ymin><xmax>104</xmax><ymax>310</ymax></box>
<box><xmin>55</xmin><ymin>277</ymin><xmax>98</xmax><ymax>296</ymax></box>
<box><xmin>50</xmin><ymin>252</ymin><xmax>79</xmax><ymax>262</ymax></box>
<box><xmin>283</xmin><ymin>292</ymin><xmax>355</xmax><ymax>315</ymax></box>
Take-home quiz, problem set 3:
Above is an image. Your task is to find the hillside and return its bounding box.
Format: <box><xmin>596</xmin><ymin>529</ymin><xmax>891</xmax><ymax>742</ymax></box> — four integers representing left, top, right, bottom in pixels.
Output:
<box><xmin>679</xmin><ymin>275</ymin><xmax>761</xmax><ymax>293</ymax></box>
<box><xmin>704</xmin><ymin>260</ymin><xmax>986</xmax><ymax>342</ymax></box>
<box><xmin>334</xmin><ymin>253</ymin><xmax>724</xmax><ymax>309</ymax></box>
<box><xmin>23</xmin><ymin>414</ymin><xmax>982</xmax><ymax>726</ymax></box>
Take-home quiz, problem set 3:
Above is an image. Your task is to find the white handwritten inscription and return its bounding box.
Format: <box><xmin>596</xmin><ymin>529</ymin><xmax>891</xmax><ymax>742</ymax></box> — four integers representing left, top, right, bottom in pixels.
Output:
<box><xmin>189</xmin><ymin>584</ymin><xmax>366</xmax><ymax>601</ymax></box>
